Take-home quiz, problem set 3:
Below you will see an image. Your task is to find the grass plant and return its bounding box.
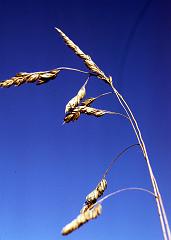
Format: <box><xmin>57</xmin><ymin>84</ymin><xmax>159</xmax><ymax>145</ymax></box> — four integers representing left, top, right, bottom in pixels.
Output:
<box><xmin>0</xmin><ymin>28</ymin><xmax>170</xmax><ymax>239</ymax></box>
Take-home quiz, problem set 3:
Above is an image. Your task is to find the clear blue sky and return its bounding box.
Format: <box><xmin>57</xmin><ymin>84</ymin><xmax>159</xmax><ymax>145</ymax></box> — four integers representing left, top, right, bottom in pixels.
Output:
<box><xmin>0</xmin><ymin>0</ymin><xmax>171</xmax><ymax>239</ymax></box>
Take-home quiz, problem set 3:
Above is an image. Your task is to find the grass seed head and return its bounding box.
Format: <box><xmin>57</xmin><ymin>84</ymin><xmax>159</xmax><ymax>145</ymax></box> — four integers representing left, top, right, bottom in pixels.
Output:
<box><xmin>61</xmin><ymin>204</ymin><xmax>102</xmax><ymax>236</ymax></box>
<box><xmin>56</xmin><ymin>28</ymin><xmax>112</xmax><ymax>85</ymax></box>
<box><xmin>63</xmin><ymin>106</ymin><xmax>109</xmax><ymax>124</ymax></box>
<box><xmin>0</xmin><ymin>69</ymin><xmax>60</xmax><ymax>88</ymax></box>
<box><xmin>85</xmin><ymin>178</ymin><xmax>107</xmax><ymax>205</ymax></box>
<box><xmin>65</xmin><ymin>78</ymin><xmax>88</xmax><ymax>113</ymax></box>
<box><xmin>81</xmin><ymin>97</ymin><xmax>96</xmax><ymax>107</ymax></box>
<box><xmin>64</xmin><ymin>111</ymin><xmax>81</xmax><ymax>123</ymax></box>
<box><xmin>80</xmin><ymin>106</ymin><xmax>107</xmax><ymax>117</ymax></box>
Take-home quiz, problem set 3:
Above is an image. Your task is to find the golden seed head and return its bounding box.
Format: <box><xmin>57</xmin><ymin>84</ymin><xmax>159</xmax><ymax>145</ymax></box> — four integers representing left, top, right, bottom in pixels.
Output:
<box><xmin>85</xmin><ymin>178</ymin><xmax>107</xmax><ymax>205</ymax></box>
<box><xmin>61</xmin><ymin>204</ymin><xmax>102</xmax><ymax>236</ymax></box>
<box><xmin>64</xmin><ymin>111</ymin><xmax>81</xmax><ymax>123</ymax></box>
<box><xmin>0</xmin><ymin>69</ymin><xmax>60</xmax><ymax>88</ymax></box>
<box><xmin>80</xmin><ymin>106</ymin><xmax>107</xmax><ymax>117</ymax></box>
<box><xmin>56</xmin><ymin>27</ymin><xmax>111</xmax><ymax>85</ymax></box>
<box><xmin>65</xmin><ymin>84</ymin><xmax>86</xmax><ymax>113</ymax></box>
<box><xmin>81</xmin><ymin>97</ymin><xmax>96</xmax><ymax>107</ymax></box>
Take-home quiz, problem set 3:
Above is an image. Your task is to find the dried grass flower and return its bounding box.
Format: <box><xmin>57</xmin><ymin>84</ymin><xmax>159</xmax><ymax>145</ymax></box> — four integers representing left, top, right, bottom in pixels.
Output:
<box><xmin>65</xmin><ymin>77</ymin><xmax>89</xmax><ymax>113</ymax></box>
<box><xmin>55</xmin><ymin>28</ymin><xmax>112</xmax><ymax>85</ymax></box>
<box><xmin>61</xmin><ymin>204</ymin><xmax>102</xmax><ymax>235</ymax></box>
<box><xmin>0</xmin><ymin>69</ymin><xmax>60</xmax><ymax>88</ymax></box>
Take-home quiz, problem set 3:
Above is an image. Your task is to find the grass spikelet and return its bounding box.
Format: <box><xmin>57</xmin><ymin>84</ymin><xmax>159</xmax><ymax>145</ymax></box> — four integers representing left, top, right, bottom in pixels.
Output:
<box><xmin>0</xmin><ymin>69</ymin><xmax>60</xmax><ymax>88</ymax></box>
<box><xmin>81</xmin><ymin>97</ymin><xmax>96</xmax><ymax>107</ymax></box>
<box><xmin>61</xmin><ymin>204</ymin><xmax>102</xmax><ymax>236</ymax></box>
<box><xmin>81</xmin><ymin>92</ymin><xmax>112</xmax><ymax>107</ymax></box>
<box><xmin>65</xmin><ymin>77</ymin><xmax>89</xmax><ymax>113</ymax></box>
<box><xmin>85</xmin><ymin>178</ymin><xmax>107</xmax><ymax>205</ymax></box>
<box><xmin>63</xmin><ymin>106</ymin><xmax>107</xmax><ymax>124</ymax></box>
<box><xmin>80</xmin><ymin>106</ymin><xmax>107</xmax><ymax>117</ymax></box>
<box><xmin>63</xmin><ymin>105</ymin><xmax>128</xmax><ymax>123</ymax></box>
<box><xmin>63</xmin><ymin>111</ymin><xmax>81</xmax><ymax>123</ymax></box>
<box><xmin>80</xmin><ymin>204</ymin><xmax>93</xmax><ymax>214</ymax></box>
<box><xmin>55</xmin><ymin>28</ymin><xmax>112</xmax><ymax>85</ymax></box>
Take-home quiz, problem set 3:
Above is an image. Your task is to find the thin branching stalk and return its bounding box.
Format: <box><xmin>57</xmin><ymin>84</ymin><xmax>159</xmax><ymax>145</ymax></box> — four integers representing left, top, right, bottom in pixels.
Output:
<box><xmin>103</xmin><ymin>143</ymin><xmax>140</xmax><ymax>178</ymax></box>
<box><xmin>57</xmin><ymin>67</ymin><xmax>90</xmax><ymax>74</ymax></box>
<box><xmin>96</xmin><ymin>187</ymin><xmax>168</xmax><ymax>237</ymax></box>
<box><xmin>110</xmin><ymin>82</ymin><xmax>170</xmax><ymax>240</ymax></box>
<box><xmin>98</xmin><ymin>187</ymin><xmax>156</xmax><ymax>204</ymax></box>
<box><xmin>104</xmin><ymin>110</ymin><xmax>130</xmax><ymax>120</ymax></box>
<box><xmin>157</xmin><ymin>183</ymin><xmax>171</xmax><ymax>239</ymax></box>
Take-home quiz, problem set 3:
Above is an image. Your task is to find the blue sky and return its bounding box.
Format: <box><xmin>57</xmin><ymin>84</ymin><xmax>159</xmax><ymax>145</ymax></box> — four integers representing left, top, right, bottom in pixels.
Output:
<box><xmin>0</xmin><ymin>0</ymin><xmax>171</xmax><ymax>239</ymax></box>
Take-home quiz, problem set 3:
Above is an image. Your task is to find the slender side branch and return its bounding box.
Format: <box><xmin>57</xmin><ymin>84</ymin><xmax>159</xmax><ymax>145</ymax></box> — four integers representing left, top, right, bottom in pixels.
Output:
<box><xmin>110</xmin><ymin>83</ymin><xmax>170</xmax><ymax>240</ymax></box>
<box><xmin>103</xmin><ymin>143</ymin><xmax>140</xmax><ymax>178</ymax></box>
<box><xmin>57</xmin><ymin>67</ymin><xmax>91</xmax><ymax>75</ymax></box>
<box><xmin>98</xmin><ymin>187</ymin><xmax>156</xmax><ymax>204</ymax></box>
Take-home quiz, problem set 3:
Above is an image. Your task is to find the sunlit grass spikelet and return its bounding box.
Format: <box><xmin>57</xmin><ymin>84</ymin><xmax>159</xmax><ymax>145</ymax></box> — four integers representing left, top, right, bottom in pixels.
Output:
<box><xmin>61</xmin><ymin>204</ymin><xmax>102</xmax><ymax>236</ymax></box>
<box><xmin>80</xmin><ymin>178</ymin><xmax>107</xmax><ymax>214</ymax></box>
<box><xmin>63</xmin><ymin>104</ymin><xmax>127</xmax><ymax>124</ymax></box>
<box><xmin>65</xmin><ymin>77</ymin><xmax>89</xmax><ymax>113</ymax></box>
<box><xmin>0</xmin><ymin>69</ymin><xmax>60</xmax><ymax>87</ymax></box>
<box><xmin>80</xmin><ymin>106</ymin><xmax>107</xmax><ymax>117</ymax></box>
<box><xmin>55</xmin><ymin>28</ymin><xmax>112</xmax><ymax>85</ymax></box>
<box><xmin>85</xmin><ymin>178</ymin><xmax>107</xmax><ymax>205</ymax></box>
<box><xmin>63</xmin><ymin>111</ymin><xmax>81</xmax><ymax>123</ymax></box>
<box><xmin>81</xmin><ymin>97</ymin><xmax>96</xmax><ymax>107</ymax></box>
<box><xmin>63</xmin><ymin>106</ymin><xmax>111</xmax><ymax>123</ymax></box>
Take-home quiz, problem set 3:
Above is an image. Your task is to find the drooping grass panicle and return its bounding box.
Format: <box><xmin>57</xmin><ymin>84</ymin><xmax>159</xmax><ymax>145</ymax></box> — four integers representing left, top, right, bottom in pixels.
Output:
<box><xmin>0</xmin><ymin>69</ymin><xmax>60</xmax><ymax>88</ymax></box>
<box><xmin>62</xmin><ymin>204</ymin><xmax>102</xmax><ymax>236</ymax></box>
<box><xmin>55</xmin><ymin>28</ymin><xmax>112</xmax><ymax>85</ymax></box>
<box><xmin>65</xmin><ymin>76</ymin><xmax>89</xmax><ymax>113</ymax></box>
